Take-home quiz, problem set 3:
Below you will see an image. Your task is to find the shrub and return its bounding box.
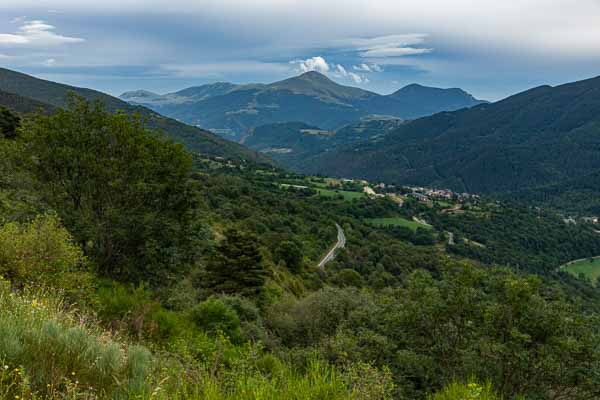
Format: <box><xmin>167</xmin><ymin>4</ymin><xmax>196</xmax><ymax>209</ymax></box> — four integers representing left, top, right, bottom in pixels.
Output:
<box><xmin>428</xmin><ymin>381</ymin><xmax>503</xmax><ymax>400</ymax></box>
<box><xmin>190</xmin><ymin>298</ymin><xmax>242</xmax><ymax>343</ymax></box>
<box><xmin>0</xmin><ymin>214</ymin><xmax>92</xmax><ymax>300</ymax></box>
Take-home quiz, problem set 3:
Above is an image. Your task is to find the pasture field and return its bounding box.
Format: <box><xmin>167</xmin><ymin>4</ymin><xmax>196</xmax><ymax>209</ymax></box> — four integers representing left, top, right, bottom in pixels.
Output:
<box><xmin>366</xmin><ymin>217</ymin><xmax>432</xmax><ymax>231</ymax></box>
<box><xmin>316</xmin><ymin>188</ymin><xmax>366</xmax><ymax>201</ymax></box>
<box><xmin>564</xmin><ymin>257</ymin><xmax>600</xmax><ymax>285</ymax></box>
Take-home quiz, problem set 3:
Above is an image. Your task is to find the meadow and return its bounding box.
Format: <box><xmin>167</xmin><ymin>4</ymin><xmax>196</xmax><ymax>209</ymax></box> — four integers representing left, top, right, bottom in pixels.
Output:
<box><xmin>563</xmin><ymin>257</ymin><xmax>600</xmax><ymax>285</ymax></box>
<box><xmin>366</xmin><ymin>217</ymin><xmax>432</xmax><ymax>231</ymax></box>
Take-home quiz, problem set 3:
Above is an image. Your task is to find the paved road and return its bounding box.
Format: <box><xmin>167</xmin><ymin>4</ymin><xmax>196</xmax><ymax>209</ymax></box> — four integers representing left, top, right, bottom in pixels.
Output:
<box><xmin>318</xmin><ymin>223</ymin><xmax>346</xmax><ymax>268</ymax></box>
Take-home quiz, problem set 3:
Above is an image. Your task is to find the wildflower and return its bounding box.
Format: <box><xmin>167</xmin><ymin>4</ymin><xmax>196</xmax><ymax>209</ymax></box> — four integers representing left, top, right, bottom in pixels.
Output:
<box><xmin>3</xmin><ymin>365</ymin><xmax>7</xmax><ymax>369</ymax></box>
<box><xmin>71</xmin><ymin>371</ymin><xmax>76</xmax><ymax>376</ymax></box>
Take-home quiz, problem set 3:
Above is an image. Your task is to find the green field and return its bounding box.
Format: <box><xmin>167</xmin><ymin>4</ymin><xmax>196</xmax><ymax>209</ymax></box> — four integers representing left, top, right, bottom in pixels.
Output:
<box><xmin>315</xmin><ymin>188</ymin><xmax>365</xmax><ymax>201</ymax></box>
<box><xmin>366</xmin><ymin>217</ymin><xmax>432</xmax><ymax>231</ymax></box>
<box><xmin>564</xmin><ymin>257</ymin><xmax>600</xmax><ymax>285</ymax></box>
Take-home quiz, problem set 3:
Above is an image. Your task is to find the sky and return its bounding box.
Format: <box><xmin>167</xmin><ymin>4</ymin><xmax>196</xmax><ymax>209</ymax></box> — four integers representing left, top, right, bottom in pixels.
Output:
<box><xmin>0</xmin><ymin>0</ymin><xmax>600</xmax><ymax>101</ymax></box>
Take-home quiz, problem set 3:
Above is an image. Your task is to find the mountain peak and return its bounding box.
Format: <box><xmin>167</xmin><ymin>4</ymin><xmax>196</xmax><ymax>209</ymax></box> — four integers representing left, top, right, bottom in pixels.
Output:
<box><xmin>389</xmin><ymin>83</ymin><xmax>485</xmax><ymax>107</ymax></box>
<box><xmin>120</xmin><ymin>89</ymin><xmax>160</xmax><ymax>99</ymax></box>
<box><xmin>298</xmin><ymin>70</ymin><xmax>332</xmax><ymax>81</ymax></box>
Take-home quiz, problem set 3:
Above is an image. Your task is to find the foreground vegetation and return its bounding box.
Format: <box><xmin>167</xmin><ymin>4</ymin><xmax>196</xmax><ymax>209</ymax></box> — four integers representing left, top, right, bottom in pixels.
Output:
<box><xmin>2</xmin><ymin>100</ymin><xmax>600</xmax><ymax>399</ymax></box>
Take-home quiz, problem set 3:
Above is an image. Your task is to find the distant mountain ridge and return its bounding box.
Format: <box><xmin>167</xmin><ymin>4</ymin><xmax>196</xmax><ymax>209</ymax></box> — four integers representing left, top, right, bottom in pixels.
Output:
<box><xmin>0</xmin><ymin>67</ymin><xmax>269</xmax><ymax>163</ymax></box>
<box><xmin>296</xmin><ymin>74</ymin><xmax>600</xmax><ymax>197</ymax></box>
<box><xmin>244</xmin><ymin>116</ymin><xmax>404</xmax><ymax>167</ymax></box>
<box><xmin>120</xmin><ymin>71</ymin><xmax>485</xmax><ymax>140</ymax></box>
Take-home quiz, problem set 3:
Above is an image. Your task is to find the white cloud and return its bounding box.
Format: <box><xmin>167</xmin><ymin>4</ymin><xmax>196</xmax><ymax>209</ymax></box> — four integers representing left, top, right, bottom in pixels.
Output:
<box><xmin>353</xmin><ymin>63</ymin><xmax>383</xmax><ymax>72</ymax></box>
<box><xmin>335</xmin><ymin>34</ymin><xmax>432</xmax><ymax>59</ymax></box>
<box><xmin>335</xmin><ymin>64</ymin><xmax>347</xmax><ymax>75</ymax></box>
<box><xmin>290</xmin><ymin>57</ymin><xmax>370</xmax><ymax>85</ymax></box>
<box><xmin>0</xmin><ymin>20</ymin><xmax>84</xmax><ymax>47</ymax></box>
<box><xmin>330</xmin><ymin>62</ymin><xmax>368</xmax><ymax>84</ymax></box>
<box><xmin>361</xmin><ymin>47</ymin><xmax>432</xmax><ymax>58</ymax></box>
<box><xmin>348</xmin><ymin>72</ymin><xmax>366</xmax><ymax>84</ymax></box>
<box><xmin>293</xmin><ymin>56</ymin><xmax>330</xmax><ymax>74</ymax></box>
<box><xmin>43</xmin><ymin>58</ymin><xmax>57</xmax><ymax>66</ymax></box>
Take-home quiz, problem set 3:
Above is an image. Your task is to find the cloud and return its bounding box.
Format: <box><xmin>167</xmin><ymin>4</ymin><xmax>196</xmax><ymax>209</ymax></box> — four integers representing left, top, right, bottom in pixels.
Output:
<box><xmin>0</xmin><ymin>20</ymin><xmax>84</xmax><ymax>47</ymax></box>
<box><xmin>353</xmin><ymin>63</ymin><xmax>383</xmax><ymax>72</ymax></box>
<box><xmin>335</xmin><ymin>34</ymin><xmax>432</xmax><ymax>59</ymax></box>
<box><xmin>361</xmin><ymin>47</ymin><xmax>432</xmax><ymax>58</ymax></box>
<box><xmin>331</xmin><ymin>62</ymin><xmax>368</xmax><ymax>84</ymax></box>
<box><xmin>290</xmin><ymin>57</ymin><xmax>370</xmax><ymax>85</ymax></box>
<box><xmin>348</xmin><ymin>72</ymin><xmax>368</xmax><ymax>84</ymax></box>
<box><xmin>293</xmin><ymin>56</ymin><xmax>330</xmax><ymax>74</ymax></box>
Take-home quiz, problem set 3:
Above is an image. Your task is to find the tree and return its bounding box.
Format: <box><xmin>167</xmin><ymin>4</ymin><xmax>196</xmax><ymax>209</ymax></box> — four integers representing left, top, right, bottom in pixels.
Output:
<box><xmin>0</xmin><ymin>107</ymin><xmax>19</xmax><ymax>139</ymax></box>
<box><xmin>275</xmin><ymin>240</ymin><xmax>304</xmax><ymax>272</ymax></box>
<box><xmin>20</xmin><ymin>96</ymin><xmax>204</xmax><ymax>283</ymax></box>
<box><xmin>206</xmin><ymin>228</ymin><xmax>267</xmax><ymax>296</ymax></box>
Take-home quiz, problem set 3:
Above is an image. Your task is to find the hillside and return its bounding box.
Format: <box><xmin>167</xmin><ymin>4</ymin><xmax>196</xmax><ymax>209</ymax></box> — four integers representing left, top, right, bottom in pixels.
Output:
<box><xmin>0</xmin><ymin>68</ymin><xmax>268</xmax><ymax>163</ymax></box>
<box><xmin>300</xmin><ymin>74</ymin><xmax>600</xmax><ymax>196</ymax></box>
<box><xmin>0</xmin><ymin>89</ymin><xmax>57</xmax><ymax>114</ymax></box>
<box><xmin>120</xmin><ymin>71</ymin><xmax>485</xmax><ymax>140</ymax></box>
<box><xmin>245</xmin><ymin>117</ymin><xmax>404</xmax><ymax>166</ymax></box>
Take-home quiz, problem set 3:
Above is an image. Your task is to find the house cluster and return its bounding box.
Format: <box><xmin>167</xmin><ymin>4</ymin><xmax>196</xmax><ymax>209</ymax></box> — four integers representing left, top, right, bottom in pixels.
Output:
<box><xmin>563</xmin><ymin>216</ymin><xmax>599</xmax><ymax>225</ymax></box>
<box><xmin>362</xmin><ymin>186</ymin><xmax>385</xmax><ymax>198</ymax></box>
<box><xmin>406</xmin><ymin>186</ymin><xmax>479</xmax><ymax>204</ymax></box>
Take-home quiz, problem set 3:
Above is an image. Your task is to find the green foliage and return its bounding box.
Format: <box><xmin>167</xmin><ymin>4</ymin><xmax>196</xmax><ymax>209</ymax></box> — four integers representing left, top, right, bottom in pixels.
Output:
<box><xmin>436</xmin><ymin>203</ymin><xmax>600</xmax><ymax>273</ymax></box>
<box><xmin>190</xmin><ymin>298</ymin><xmax>242</xmax><ymax>343</ymax></box>
<box><xmin>275</xmin><ymin>240</ymin><xmax>304</xmax><ymax>272</ymax></box>
<box><xmin>428</xmin><ymin>381</ymin><xmax>501</xmax><ymax>400</ymax></box>
<box><xmin>0</xmin><ymin>282</ymin><xmax>153</xmax><ymax>398</ymax></box>
<box><xmin>0</xmin><ymin>280</ymin><xmax>394</xmax><ymax>399</ymax></box>
<box><xmin>206</xmin><ymin>228</ymin><xmax>268</xmax><ymax>297</ymax></box>
<box><xmin>0</xmin><ymin>214</ymin><xmax>91</xmax><ymax>299</ymax></box>
<box><xmin>20</xmin><ymin>96</ymin><xmax>204</xmax><ymax>283</ymax></box>
<box><xmin>0</xmin><ymin>107</ymin><xmax>19</xmax><ymax>139</ymax></box>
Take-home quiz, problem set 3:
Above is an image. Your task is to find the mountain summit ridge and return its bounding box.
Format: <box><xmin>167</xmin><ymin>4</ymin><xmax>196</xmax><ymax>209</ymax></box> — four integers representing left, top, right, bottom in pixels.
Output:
<box><xmin>120</xmin><ymin>71</ymin><xmax>485</xmax><ymax>140</ymax></box>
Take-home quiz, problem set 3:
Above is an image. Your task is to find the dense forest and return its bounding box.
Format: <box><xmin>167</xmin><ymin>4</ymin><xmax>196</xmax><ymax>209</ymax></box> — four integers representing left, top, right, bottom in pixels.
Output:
<box><xmin>297</xmin><ymin>75</ymin><xmax>600</xmax><ymax>209</ymax></box>
<box><xmin>1</xmin><ymin>100</ymin><xmax>600</xmax><ymax>399</ymax></box>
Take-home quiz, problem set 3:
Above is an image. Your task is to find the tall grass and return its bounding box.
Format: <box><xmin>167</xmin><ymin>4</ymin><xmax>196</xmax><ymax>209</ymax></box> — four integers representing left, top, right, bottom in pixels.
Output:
<box><xmin>0</xmin><ymin>278</ymin><xmax>393</xmax><ymax>399</ymax></box>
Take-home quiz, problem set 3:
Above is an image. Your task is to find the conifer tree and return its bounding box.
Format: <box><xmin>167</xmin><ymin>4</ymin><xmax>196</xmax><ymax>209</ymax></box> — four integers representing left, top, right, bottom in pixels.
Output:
<box><xmin>207</xmin><ymin>228</ymin><xmax>267</xmax><ymax>296</ymax></box>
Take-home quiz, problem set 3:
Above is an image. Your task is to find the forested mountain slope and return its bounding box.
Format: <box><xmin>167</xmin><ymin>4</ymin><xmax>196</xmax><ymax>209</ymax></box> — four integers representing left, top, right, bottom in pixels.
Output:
<box><xmin>301</xmin><ymin>74</ymin><xmax>600</xmax><ymax>195</ymax></box>
<box><xmin>0</xmin><ymin>67</ymin><xmax>268</xmax><ymax>163</ymax></box>
<box><xmin>121</xmin><ymin>71</ymin><xmax>484</xmax><ymax>140</ymax></box>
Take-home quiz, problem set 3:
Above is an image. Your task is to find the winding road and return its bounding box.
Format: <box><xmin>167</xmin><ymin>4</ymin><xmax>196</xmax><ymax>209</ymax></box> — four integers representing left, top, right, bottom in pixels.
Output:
<box><xmin>318</xmin><ymin>223</ymin><xmax>346</xmax><ymax>268</ymax></box>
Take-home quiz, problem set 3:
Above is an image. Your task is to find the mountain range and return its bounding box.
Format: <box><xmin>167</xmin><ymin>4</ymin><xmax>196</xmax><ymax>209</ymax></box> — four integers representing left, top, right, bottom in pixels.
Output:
<box><xmin>0</xmin><ymin>68</ymin><xmax>268</xmax><ymax>163</ymax></box>
<box><xmin>295</xmin><ymin>74</ymin><xmax>600</xmax><ymax>198</ymax></box>
<box><xmin>120</xmin><ymin>71</ymin><xmax>485</xmax><ymax>140</ymax></box>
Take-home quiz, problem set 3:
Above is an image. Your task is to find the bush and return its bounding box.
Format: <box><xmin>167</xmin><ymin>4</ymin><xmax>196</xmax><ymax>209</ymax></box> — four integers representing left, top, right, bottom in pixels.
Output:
<box><xmin>428</xmin><ymin>381</ymin><xmax>503</xmax><ymax>400</ymax></box>
<box><xmin>190</xmin><ymin>298</ymin><xmax>242</xmax><ymax>343</ymax></box>
<box><xmin>0</xmin><ymin>214</ymin><xmax>92</xmax><ymax>300</ymax></box>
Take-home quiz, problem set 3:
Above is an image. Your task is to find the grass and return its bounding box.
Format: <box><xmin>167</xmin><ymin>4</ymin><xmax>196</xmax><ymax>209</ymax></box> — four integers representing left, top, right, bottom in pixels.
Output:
<box><xmin>315</xmin><ymin>188</ymin><xmax>365</xmax><ymax>201</ymax></box>
<box><xmin>563</xmin><ymin>257</ymin><xmax>600</xmax><ymax>286</ymax></box>
<box><xmin>366</xmin><ymin>217</ymin><xmax>432</xmax><ymax>231</ymax></box>
<box><xmin>0</xmin><ymin>278</ymin><xmax>394</xmax><ymax>399</ymax></box>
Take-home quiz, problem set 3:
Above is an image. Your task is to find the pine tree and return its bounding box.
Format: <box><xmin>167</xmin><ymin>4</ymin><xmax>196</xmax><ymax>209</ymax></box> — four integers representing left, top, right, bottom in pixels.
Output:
<box><xmin>206</xmin><ymin>228</ymin><xmax>267</xmax><ymax>296</ymax></box>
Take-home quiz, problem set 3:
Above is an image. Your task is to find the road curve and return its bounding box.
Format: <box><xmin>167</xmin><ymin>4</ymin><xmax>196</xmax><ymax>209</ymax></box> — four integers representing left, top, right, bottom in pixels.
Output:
<box><xmin>318</xmin><ymin>223</ymin><xmax>346</xmax><ymax>268</ymax></box>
